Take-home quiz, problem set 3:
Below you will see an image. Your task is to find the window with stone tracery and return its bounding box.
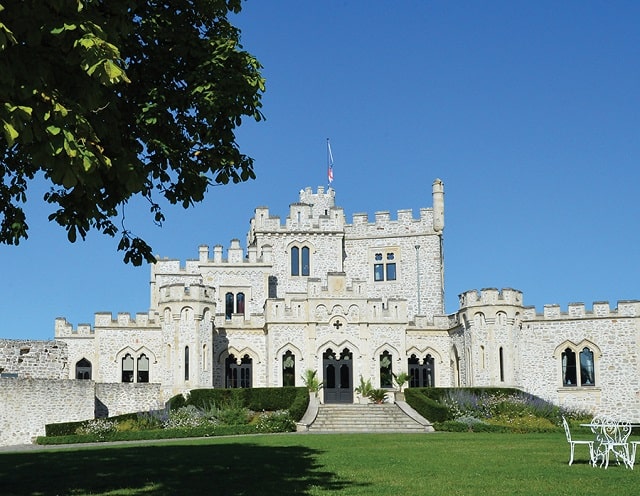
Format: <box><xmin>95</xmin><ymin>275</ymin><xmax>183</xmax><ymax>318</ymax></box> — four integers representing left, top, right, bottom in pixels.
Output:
<box><xmin>560</xmin><ymin>344</ymin><xmax>596</xmax><ymax>387</ymax></box>
<box><xmin>373</xmin><ymin>251</ymin><xmax>397</xmax><ymax>281</ymax></box>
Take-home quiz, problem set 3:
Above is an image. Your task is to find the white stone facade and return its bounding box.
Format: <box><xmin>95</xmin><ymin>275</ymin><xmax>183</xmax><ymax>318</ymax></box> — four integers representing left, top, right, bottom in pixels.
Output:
<box><xmin>2</xmin><ymin>178</ymin><xmax>640</xmax><ymax>444</ymax></box>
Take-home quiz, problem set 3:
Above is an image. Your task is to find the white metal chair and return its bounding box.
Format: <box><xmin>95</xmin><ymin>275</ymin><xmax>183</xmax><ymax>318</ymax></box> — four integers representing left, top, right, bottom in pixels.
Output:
<box><xmin>563</xmin><ymin>416</ymin><xmax>594</xmax><ymax>465</ymax></box>
<box><xmin>628</xmin><ymin>440</ymin><xmax>640</xmax><ymax>469</ymax></box>
<box><xmin>592</xmin><ymin>417</ymin><xmax>632</xmax><ymax>469</ymax></box>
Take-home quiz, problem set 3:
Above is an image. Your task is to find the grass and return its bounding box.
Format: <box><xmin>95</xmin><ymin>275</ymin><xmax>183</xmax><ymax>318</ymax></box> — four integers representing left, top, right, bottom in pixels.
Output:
<box><xmin>1</xmin><ymin>432</ymin><xmax>639</xmax><ymax>495</ymax></box>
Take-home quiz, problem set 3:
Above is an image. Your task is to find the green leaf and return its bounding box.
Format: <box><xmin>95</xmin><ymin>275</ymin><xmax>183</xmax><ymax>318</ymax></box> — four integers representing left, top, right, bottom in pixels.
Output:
<box><xmin>46</xmin><ymin>125</ymin><xmax>61</xmax><ymax>136</ymax></box>
<box><xmin>2</xmin><ymin>119</ymin><xmax>18</xmax><ymax>146</ymax></box>
<box><xmin>67</xmin><ymin>226</ymin><xmax>77</xmax><ymax>243</ymax></box>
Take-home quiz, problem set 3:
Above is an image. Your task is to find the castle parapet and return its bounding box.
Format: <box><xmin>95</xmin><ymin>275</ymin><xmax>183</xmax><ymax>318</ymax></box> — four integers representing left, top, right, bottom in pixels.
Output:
<box><xmin>55</xmin><ymin>317</ymin><xmax>94</xmax><ymax>337</ymax></box>
<box><xmin>523</xmin><ymin>300</ymin><xmax>640</xmax><ymax>320</ymax></box>
<box><xmin>458</xmin><ymin>288</ymin><xmax>523</xmax><ymax>308</ymax></box>
<box><xmin>158</xmin><ymin>283</ymin><xmax>216</xmax><ymax>304</ymax></box>
<box><xmin>346</xmin><ymin>207</ymin><xmax>436</xmax><ymax>237</ymax></box>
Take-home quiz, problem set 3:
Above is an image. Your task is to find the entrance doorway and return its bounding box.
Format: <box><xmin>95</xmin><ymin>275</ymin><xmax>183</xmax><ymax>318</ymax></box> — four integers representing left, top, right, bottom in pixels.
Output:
<box><xmin>323</xmin><ymin>348</ymin><xmax>353</xmax><ymax>403</ymax></box>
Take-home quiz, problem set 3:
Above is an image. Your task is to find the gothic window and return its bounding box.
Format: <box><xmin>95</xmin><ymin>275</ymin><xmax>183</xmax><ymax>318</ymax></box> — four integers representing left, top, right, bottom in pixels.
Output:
<box><xmin>122</xmin><ymin>354</ymin><xmax>134</xmax><ymax>382</ymax></box>
<box><xmin>76</xmin><ymin>358</ymin><xmax>92</xmax><ymax>380</ymax></box>
<box><xmin>373</xmin><ymin>250</ymin><xmax>397</xmax><ymax>282</ymax></box>
<box><xmin>291</xmin><ymin>245</ymin><xmax>311</xmax><ymax>276</ymax></box>
<box><xmin>408</xmin><ymin>353</ymin><xmax>435</xmax><ymax>387</ymax></box>
<box><xmin>236</xmin><ymin>293</ymin><xmax>245</xmax><ymax>315</ymax></box>
<box><xmin>560</xmin><ymin>344</ymin><xmax>597</xmax><ymax>387</ymax></box>
<box><xmin>380</xmin><ymin>351</ymin><xmax>393</xmax><ymax>388</ymax></box>
<box><xmin>283</xmin><ymin>350</ymin><xmax>295</xmax><ymax>387</ymax></box>
<box><xmin>226</xmin><ymin>354</ymin><xmax>253</xmax><ymax>388</ymax></box>
<box><xmin>225</xmin><ymin>292</ymin><xmax>234</xmax><ymax>320</ymax></box>
<box><xmin>184</xmin><ymin>346</ymin><xmax>190</xmax><ymax>381</ymax></box>
<box><xmin>137</xmin><ymin>354</ymin><xmax>149</xmax><ymax>383</ymax></box>
<box><xmin>291</xmin><ymin>246</ymin><xmax>299</xmax><ymax>276</ymax></box>
<box><xmin>580</xmin><ymin>347</ymin><xmax>595</xmax><ymax>386</ymax></box>
<box><xmin>225</xmin><ymin>292</ymin><xmax>246</xmax><ymax>320</ymax></box>
<box><xmin>561</xmin><ymin>348</ymin><xmax>577</xmax><ymax>386</ymax></box>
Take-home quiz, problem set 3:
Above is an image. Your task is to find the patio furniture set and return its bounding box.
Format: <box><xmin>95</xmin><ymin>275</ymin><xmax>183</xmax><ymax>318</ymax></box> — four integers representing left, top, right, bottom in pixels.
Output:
<box><xmin>563</xmin><ymin>415</ymin><xmax>640</xmax><ymax>469</ymax></box>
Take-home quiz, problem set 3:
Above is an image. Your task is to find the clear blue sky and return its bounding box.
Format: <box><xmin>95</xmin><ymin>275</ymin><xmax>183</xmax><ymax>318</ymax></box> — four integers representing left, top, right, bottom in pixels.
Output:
<box><xmin>1</xmin><ymin>1</ymin><xmax>638</xmax><ymax>340</ymax></box>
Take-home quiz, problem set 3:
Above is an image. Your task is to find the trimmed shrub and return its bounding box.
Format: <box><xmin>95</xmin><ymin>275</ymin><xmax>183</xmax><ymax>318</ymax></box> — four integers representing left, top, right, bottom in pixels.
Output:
<box><xmin>404</xmin><ymin>389</ymin><xmax>450</xmax><ymax>422</ymax></box>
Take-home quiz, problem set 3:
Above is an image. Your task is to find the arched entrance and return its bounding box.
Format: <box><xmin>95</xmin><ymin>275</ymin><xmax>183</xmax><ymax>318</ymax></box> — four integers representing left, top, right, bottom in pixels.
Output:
<box><xmin>323</xmin><ymin>348</ymin><xmax>353</xmax><ymax>403</ymax></box>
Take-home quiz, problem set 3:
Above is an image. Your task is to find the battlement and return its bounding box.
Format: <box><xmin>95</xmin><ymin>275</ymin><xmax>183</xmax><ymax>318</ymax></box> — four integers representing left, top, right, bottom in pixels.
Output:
<box><xmin>54</xmin><ymin>311</ymin><xmax>160</xmax><ymax>337</ymax></box>
<box><xmin>155</xmin><ymin>239</ymin><xmax>270</xmax><ymax>270</ymax></box>
<box><xmin>55</xmin><ymin>318</ymin><xmax>94</xmax><ymax>337</ymax></box>
<box><xmin>458</xmin><ymin>288</ymin><xmax>524</xmax><ymax>308</ymax></box>
<box><xmin>157</xmin><ymin>283</ymin><xmax>216</xmax><ymax>304</ymax></box>
<box><xmin>250</xmin><ymin>187</ymin><xmax>345</xmax><ymax>235</ymax></box>
<box><xmin>347</xmin><ymin>207</ymin><xmax>434</xmax><ymax>236</ymax></box>
<box><xmin>522</xmin><ymin>300</ymin><xmax>640</xmax><ymax>320</ymax></box>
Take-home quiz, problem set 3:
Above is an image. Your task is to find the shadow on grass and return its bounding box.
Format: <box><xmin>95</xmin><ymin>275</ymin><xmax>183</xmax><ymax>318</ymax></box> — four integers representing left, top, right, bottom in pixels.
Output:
<box><xmin>0</xmin><ymin>440</ymin><xmax>363</xmax><ymax>495</ymax></box>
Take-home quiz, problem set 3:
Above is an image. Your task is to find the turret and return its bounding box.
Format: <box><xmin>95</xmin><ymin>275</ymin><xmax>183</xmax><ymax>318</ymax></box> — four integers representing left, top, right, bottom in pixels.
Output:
<box><xmin>432</xmin><ymin>179</ymin><xmax>444</xmax><ymax>233</ymax></box>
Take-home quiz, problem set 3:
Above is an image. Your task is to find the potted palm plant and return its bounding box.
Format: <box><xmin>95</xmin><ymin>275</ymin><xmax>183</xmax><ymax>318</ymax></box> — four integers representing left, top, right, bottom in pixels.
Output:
<box><xmin>302</xmin><ymin>369</ymin><xmax>323</xmax><ymax>396</ymax></box>
<box><xmin>393</xmin><ymin>372</ymin><xmax>410</xmax><ymax>401</ymax></box>
<box><xmin>354</xmin><ymin>375</ymin><xmax>374</xmax><ymax>404</ymax></box>
<box><xmin>368</xmin><ymin>388</ymin><xmax>388</xmax><ymax>404</ymax></box>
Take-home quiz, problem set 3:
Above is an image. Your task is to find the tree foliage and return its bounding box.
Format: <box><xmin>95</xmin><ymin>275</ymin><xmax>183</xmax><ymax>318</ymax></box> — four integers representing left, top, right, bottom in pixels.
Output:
<box><xmin>0</xmin><ymin>0</ymin><xmax>264</xmax><ymax>264</ymax></box>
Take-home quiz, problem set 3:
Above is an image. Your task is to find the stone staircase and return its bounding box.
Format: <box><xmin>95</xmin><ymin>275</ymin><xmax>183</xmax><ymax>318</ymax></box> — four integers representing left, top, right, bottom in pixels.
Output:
<box><xmin>306</xmin><ymin>402</ymin><xmax>432</xmax><ymax>433</ymax></box>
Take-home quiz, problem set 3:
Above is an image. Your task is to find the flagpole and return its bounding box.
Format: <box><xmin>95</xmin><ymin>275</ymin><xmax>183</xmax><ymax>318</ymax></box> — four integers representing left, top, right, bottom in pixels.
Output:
<box><xmin>327</xmin><ymin>138</ymin><xmax>334</xmax><ymax>188</ymax></box>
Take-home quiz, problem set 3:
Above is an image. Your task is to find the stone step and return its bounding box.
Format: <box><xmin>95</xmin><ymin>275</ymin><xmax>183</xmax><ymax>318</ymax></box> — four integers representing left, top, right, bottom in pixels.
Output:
<box><xmin>307</xmin><ymin>403</ymin><xmax>429</xmax><ymax>433</ymax></box>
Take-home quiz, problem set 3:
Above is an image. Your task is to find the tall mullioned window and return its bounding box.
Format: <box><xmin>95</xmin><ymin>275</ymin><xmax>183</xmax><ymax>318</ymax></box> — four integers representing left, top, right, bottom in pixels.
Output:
<box><xmin>225</xmin><ymin>291</ymin><xmax>246</xmax><ymax>320</ymax></box>
<box><xmin>121</xmin><ymin>351</ymin><xmax>152</xmax><ymax>383</ymax></box>
<box><xmin>561</xmin><ymin>346</ymin><xmax>596</xmax><ymax>387</ymax></box>
<box><xmin>291</xmin><ymin>245</ymin><xmax>310</xmax><ymax>276</ymax></box>
<box><xmin>373</xmin><ymin>251</ymin><xmax>397</xmax><ymax>282</ymax></box>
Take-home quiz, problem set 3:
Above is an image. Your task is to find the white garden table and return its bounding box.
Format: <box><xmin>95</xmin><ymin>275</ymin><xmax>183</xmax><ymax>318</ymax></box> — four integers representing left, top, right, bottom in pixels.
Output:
<box><xmin>580</xmin><ymin>418</ymin><xmax>640</xmax><ymax>469</ymax></box>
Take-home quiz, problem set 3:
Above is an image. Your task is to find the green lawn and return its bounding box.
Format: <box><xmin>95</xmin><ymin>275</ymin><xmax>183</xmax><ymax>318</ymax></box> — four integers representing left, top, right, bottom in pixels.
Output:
<box><xmin>1</xmin><ymin>432</ymin><xmax>638</xmax><ymax>495</ymax></box>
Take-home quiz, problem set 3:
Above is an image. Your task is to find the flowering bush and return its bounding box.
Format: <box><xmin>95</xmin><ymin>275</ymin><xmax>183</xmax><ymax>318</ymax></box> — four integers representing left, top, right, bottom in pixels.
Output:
<box><xmin>75</xmin><ymin>419</ymin><xmax>117</xmax><ymax>440</ymax></box>
<box><xmin>254</xmin><ymin>410</ymin><xmax>296</xmax><ymax>433</ymax></box>
<box><xmin>163</xmin><ymin>405</ymin><xmax>216</xmax><ymax>429</ymax></box>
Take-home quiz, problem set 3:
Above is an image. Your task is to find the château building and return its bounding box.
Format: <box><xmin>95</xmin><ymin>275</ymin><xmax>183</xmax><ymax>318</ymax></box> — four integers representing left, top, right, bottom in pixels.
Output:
<box><xmin>1</xmin><ymin>179</ymin><xmax>639</xmax><ymax>445</ymax></box>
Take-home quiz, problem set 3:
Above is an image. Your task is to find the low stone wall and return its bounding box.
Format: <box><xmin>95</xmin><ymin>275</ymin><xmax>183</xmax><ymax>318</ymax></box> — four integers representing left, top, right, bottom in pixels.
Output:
<box><xmin>95</xmin><ymin>383</ymin><xmax>164</xmax><ymax>418</ymax></box>
<box><xmin>0</xmin><ymin>378</ymin><xmax>94</xmax><ymax>446</ymax></box>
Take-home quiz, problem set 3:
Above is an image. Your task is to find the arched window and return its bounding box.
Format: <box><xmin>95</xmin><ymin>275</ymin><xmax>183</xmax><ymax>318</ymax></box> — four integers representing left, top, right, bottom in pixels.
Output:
<box><xmin>137</xmin><ymin>354</ymin><xmax>149</xmax><ymax>383</ymax></box>
<box><xmin>240</xmin><ymin>354</ymin><xmax>253</xmax><ymax>388</ymax></box>
<box><xmin>424</xmin><ymin>354</ymin><xmax>435</xmax><ymax>387</ymax></box>
<box><xmin>122</xmin><ymin>354</ymin><xmax>134</xmax><ymax>382</ymax></box>
<box><xmin>408</xmin><ymin>354</ymin><xmax>435</xmax><ymax>387</ymax></box>
<box><xmin>561</xmin><ymin>348</ymin><xmax>577</xmax><ymax>386</ymax></box>
<box><xmin>184</xmin><ymin>346</ymin><xmax>190</xmax><ymax>381</ymax></box>
<box><xmin>76</xmin><ymin>358</ymin><xmax>92</xmax><ymax>380</ymax></box>
<box><xmin>379</xmin><ymin>351</ymin><xmax>393</xmax><ymax>388</ymax></box>
<box><xmin>496</xmin><ymin>312</ymin><xmax>507</xmax><ymax>325</ymax></box>
<box><xmin>225</xmin><ymin>292</ymin><xmax>234</xmax><ymax>320</ymax></box>
<box><xmin>291</xmin><ymin>245</ymin><xmax>311</xmax><ymax>276</ymax></box>
<box><xmin>580</xmin><ymin>347</ymin><xmax>595</xmax><ymax>386</ymax></box>
<box><xmin>236</xmin><ymin>293</ymin><xmax>245</xmax><ymax>315</ymax></box>
<box><xmin>226</xmin><ymin>353</ymin><xmax>253</xmax><ymax>388</ymax></box>
<box><xmin>291</xmin><ymin>246</ymin><xmax>299</xmax><ymax>276</ymax></box>
<box><xmin>283</xmin><ymin>350</ymin><xmax>295</xmax><ymax>387</ymax></box>
<box><xmin>301</xmin><ymin>246</ymin><xmax>310</xmax><ymax>276</ymax></box>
